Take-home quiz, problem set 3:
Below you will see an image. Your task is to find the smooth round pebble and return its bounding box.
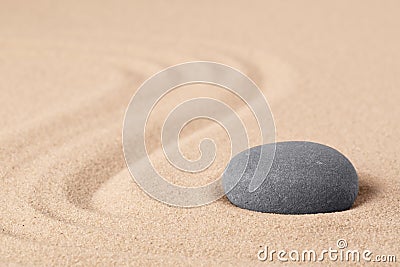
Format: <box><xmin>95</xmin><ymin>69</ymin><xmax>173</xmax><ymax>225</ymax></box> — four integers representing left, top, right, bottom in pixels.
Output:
<box><xmin>222</xmin><ymin>141</ymin><xmax>358</xmax><ymax>214</ymax></box>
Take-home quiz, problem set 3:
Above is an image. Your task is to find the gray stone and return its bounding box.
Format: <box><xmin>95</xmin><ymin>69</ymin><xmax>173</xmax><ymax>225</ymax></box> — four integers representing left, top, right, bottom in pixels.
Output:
<box><xmin>222</xmin><ymin>141</ymin><xmax>358</xmax><ymax>214</ymax></box>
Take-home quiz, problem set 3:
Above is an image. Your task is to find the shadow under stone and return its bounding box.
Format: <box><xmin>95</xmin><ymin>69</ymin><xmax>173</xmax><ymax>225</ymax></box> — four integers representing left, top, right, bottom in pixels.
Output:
<box><xmin>352</xmin><ymin>172</ymin><xmax>379</xmax><ymax>209</ymax></box>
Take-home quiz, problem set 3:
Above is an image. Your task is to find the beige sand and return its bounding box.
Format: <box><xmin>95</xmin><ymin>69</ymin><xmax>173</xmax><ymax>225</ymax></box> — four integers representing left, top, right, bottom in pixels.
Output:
<box><xmin>1</xmin><ymin>0</ymin><xmax>399</xmax><ymax>265</ymax></box>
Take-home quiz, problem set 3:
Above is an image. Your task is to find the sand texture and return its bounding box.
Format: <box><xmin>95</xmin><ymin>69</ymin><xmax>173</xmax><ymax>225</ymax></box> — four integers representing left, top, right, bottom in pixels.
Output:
<box><xmin>0</xmin><ymin>0</ymin><xmax>399</xmax><ymax>265</ymax></box>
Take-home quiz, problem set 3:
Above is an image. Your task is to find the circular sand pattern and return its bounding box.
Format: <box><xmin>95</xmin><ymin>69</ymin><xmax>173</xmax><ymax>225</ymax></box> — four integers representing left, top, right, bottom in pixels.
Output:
<box><xmin>123</xmin><ymin>62</ymin><xmax>276</xmax><ymax>207</ymax></box>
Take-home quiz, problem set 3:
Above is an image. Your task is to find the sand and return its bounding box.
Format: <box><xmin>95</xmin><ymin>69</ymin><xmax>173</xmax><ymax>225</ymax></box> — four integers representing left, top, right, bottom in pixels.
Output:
<box><xmin>1</xmin><ymin>0</ymin><xmax>399</xmax><ymax>265</ymax></box>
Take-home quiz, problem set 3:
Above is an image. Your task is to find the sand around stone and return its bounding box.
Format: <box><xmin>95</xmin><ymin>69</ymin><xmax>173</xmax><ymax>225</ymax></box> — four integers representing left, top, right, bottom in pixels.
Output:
<box><xmin>1</xmin><ymin>1</ymin><xmax>399</xmax><ymax>265</ymax></box>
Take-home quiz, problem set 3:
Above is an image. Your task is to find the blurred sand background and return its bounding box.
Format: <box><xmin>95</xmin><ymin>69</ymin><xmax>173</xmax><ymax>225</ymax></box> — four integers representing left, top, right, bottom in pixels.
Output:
<box><xmin>0</xmin><ymin>0</ymin><xmax>399</xmax><ymax>265</ymax></box>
